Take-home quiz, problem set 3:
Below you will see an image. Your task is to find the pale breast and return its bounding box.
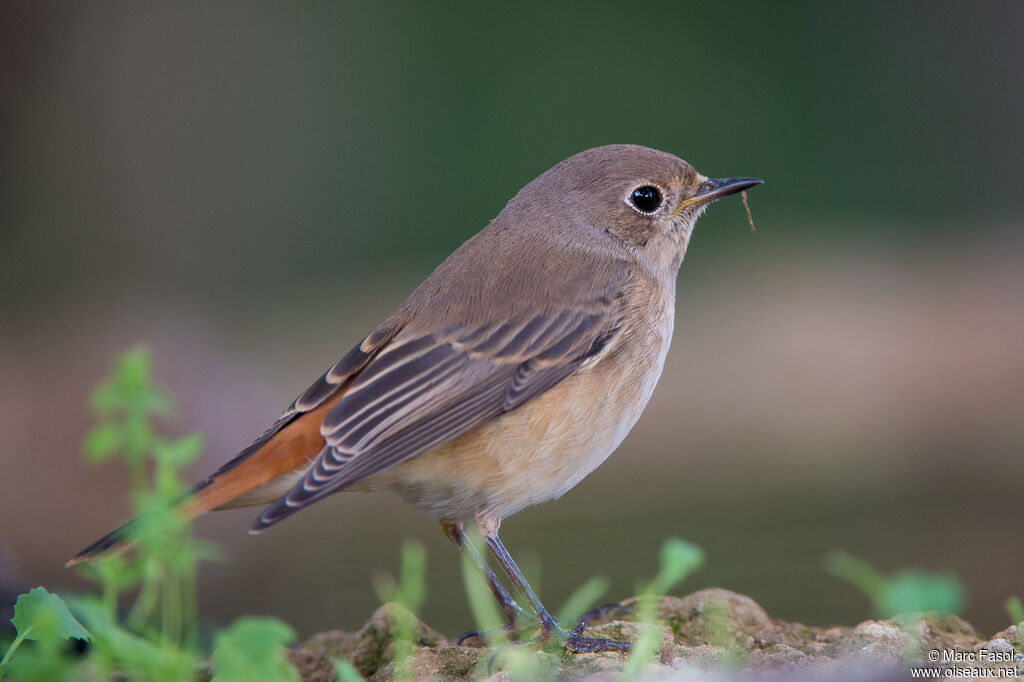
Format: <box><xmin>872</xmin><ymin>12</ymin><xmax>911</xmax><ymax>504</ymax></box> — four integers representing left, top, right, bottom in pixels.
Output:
<box><xmin>362</xmin><ymin>280</ymin><xmax>676</xmax><ymax>522</ymax></box>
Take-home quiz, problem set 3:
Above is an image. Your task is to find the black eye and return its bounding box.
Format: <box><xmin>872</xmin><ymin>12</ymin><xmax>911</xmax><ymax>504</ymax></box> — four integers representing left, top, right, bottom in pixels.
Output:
<box><xmin>629</xmin><ymin>185</ymin><xmax>662</xmax><ymax>213</ymax></box>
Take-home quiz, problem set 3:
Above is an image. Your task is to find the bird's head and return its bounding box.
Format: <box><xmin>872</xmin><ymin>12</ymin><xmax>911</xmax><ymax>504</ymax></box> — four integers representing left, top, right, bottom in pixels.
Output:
<box><xmin>513</xmin><ymin>144</ymin><xmax>762</xmax><ymax>271</ymax></box>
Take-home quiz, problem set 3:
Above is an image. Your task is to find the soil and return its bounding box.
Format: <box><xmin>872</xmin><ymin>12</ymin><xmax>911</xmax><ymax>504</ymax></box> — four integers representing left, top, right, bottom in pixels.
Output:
<box><xmin>285</xmin><ymin>589</ymin><xmax>1023</xmax><ymax>681</ymax></box>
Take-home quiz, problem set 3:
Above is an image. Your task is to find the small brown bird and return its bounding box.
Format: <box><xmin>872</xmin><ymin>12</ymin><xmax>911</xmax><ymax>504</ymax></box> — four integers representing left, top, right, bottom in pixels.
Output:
<box><xmin>68</xmin><ymin>145</ymin><xmax>761</xmax><ymax>652</ymax></box>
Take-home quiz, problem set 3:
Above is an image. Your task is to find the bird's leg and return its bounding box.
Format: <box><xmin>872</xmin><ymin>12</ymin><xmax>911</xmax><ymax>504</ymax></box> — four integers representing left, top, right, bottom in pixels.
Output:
<box><xmin>440</xmin><ymin>521</ymin><xmax>524</xmax><ymax>626</ymax></box>
<box><xmin>476</xmin><ymin>512</ymin><xmax>631</xmax><ymax>654</ymax></box>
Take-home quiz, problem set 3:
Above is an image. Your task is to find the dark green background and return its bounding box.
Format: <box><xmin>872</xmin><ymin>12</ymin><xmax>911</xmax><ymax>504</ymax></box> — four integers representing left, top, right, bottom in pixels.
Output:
<box><xmin>4</xmin><ymin>2</ymin><xmax>1021</xmax><ymax>305</ymax></box>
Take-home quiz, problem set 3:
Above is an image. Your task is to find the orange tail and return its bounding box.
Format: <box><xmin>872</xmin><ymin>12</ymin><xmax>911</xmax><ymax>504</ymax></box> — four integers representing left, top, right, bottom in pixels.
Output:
<box><xmin>65</xmin><ymin>394</ymin><xmax>341</xmax><ymax>568</ymax></box>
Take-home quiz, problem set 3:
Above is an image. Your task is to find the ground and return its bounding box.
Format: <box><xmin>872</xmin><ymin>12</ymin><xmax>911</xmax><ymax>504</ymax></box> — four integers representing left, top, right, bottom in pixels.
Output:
<box><xmin>282</xmin><ymin>589</ymin><xmax>1024</xmax><ymax>680</ymax></box>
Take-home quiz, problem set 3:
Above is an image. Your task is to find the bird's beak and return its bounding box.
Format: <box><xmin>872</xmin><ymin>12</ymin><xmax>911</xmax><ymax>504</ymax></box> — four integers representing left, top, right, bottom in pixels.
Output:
<box><xmin>673</xmin><ymin>176</ymin><xmax>763</xmax><ymax>216</ymax></box>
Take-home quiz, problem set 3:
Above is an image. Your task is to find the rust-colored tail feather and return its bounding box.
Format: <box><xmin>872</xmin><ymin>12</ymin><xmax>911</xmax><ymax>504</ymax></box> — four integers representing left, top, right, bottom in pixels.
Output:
<box><xmin>65</xmin><ymin>394</ymin><xmax>341</xmax><ymax>568</ymax></box>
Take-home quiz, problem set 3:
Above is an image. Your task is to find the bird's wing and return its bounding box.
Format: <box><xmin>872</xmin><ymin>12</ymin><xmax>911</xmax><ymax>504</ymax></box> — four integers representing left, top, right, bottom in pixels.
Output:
<box><xmin>252</xmin><ymin>302</ymin><xmax>624</xmax><ymax>530</ymax></box>
<box><xmin>196</xmin><ymin>321</ymin><xmax>402</xmax><ymax>483</ymax></box>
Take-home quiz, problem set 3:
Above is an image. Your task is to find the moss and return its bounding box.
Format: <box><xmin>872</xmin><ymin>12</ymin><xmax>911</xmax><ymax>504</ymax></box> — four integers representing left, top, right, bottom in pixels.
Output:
<box><xmin>434</xmin><ymin>647</ymin><xmax>480</xmax><ymax>679</ymax></box>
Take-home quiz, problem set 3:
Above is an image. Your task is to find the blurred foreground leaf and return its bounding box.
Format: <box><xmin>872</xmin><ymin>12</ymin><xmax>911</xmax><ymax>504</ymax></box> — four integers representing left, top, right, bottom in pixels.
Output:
<box><xmin>1005</xmin><ymin>595</ymin><xmax>1024</xmax><ymax>626</ymax></box>
<box><xmin>70</xmin><ymin>595</ymin><xmax>195</xmax><ymax>680</ymax></box>
<box><xmin>624</xmin><ymin>538</ymin><xmax>706</xmax><ymax>678</ymax></box>
<box><xmin>211</xmin><ymin>617</ymin><xmax>299</xmax><ymax>682</ymax></box>
<box><xmin>0</xmin><ymin>587</ymin><xmax>90</xmax><ymax>681</ymax></box>
<box><xmin>556</xmin><ymin>574</ymin><xmax>610</xmax><ymax>624</ymax></box>
<box><xmin>11</xmin><ymin>587</ymin><xmax>90</xmax><ymax>643</ymax></box>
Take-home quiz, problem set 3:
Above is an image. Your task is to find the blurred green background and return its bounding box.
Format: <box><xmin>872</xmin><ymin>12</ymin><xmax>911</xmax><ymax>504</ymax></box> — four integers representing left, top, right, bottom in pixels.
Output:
<box><xmin>2</xmin><ymin>1</ymin><xmax>1022</xmax><ymax>639</ymax></box>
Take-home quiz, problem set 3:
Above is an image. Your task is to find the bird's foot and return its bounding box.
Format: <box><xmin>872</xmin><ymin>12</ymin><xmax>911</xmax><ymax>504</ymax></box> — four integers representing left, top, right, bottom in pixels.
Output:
<box><xmin>562</xmin><ymin>622</ymin><xmax>632</xmax><ymax>654</ymax></box>
<box><xmin>454</xmin><ymin>604</ymin><xmax>631</xmax><ymax>654</ymax></box>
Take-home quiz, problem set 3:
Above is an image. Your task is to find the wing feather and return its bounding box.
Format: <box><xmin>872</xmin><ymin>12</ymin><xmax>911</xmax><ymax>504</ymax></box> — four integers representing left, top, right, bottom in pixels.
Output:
<box><xmin>198</xmin><ymin>323</ymin><xmax>401</xmax><ymax>484</ymax></box>
<box><xmin>252</xmin><ymin>307</ymin><xmax>622</xmax><ymax>530</ymax></box>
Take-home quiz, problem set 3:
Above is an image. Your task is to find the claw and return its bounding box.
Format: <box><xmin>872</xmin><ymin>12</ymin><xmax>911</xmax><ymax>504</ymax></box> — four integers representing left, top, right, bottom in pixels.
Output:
<box><xmin>564</xmin><ymin>622</ymin><xmax>632</xmax><ymax>654</ymax></box>
<box><xmin>539</xmin><ymin>621</ymin><xmax>631</xmax><ymax>654</ymax></box>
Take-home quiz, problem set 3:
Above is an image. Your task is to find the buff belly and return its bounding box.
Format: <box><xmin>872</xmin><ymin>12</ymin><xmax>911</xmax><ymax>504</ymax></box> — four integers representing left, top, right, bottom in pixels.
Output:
<box><xmin>358</xmin><ymin>313</ymin><xmax>673</xmax><ymax>522</ymax></box>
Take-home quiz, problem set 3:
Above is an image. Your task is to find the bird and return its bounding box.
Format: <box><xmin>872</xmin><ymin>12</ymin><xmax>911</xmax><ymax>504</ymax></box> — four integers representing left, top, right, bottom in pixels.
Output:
<box><xmin>67</xmin><ymin>144</ymin><xmax>762</xmax><ymax>653</ymax></box>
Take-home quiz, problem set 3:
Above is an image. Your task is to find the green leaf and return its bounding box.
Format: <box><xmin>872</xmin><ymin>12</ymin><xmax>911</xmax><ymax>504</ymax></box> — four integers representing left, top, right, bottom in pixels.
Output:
<box><xmin>83</xmin><ymin>422</ymin><xmax>121</xmax><ymax>462</ymax></box>
<box><xmin>1006</xmin><ymin>595</ymin><xmax>1024</xmax><ymax>626</ymax></box>
<box><xmin>69</xmin><ymin>595</ymin><xmax>194</xmax><ymax>680</ymax></box>
<box><xmin>825</xmin><ymin>551</ymin><xmax>966</xmax><ymax>618</ymax></box>
<box><xmin>117</xmin><ymin>347</ymin><xmax>151</xmax><ymax>390</ymax></box>
<box><xmin>648</xmin><ymin>538</ymin><xmax>705</xmax><ymax>595</ymax></box>
<box><xmin>556</xmin><ymin>575</ymin><xmax>609</xmax><ymax>624</ymax></box>
<box><xmin>626</xmin><ymin>539</ymin><xmax>706</xmax><ymax>677</ymax></box>
<box><xmin>11</xmin><ymin>588</ymin><xmax>90</xmax><ymax>643</ymax></box>
<box><xmin>397</xmin><ymin>540</ymin><xmax>426</xmax><ymax>614</ymax></box>
<box><xmin>823</xmin><ymin>550</ymin><xmax>888</xmax><ymax>603</ymax></box>
<box><xmin>154</xmin><ymin>432</ymin><xmax>204</xmax><ymax>467</ymax></box>
<box><xmin>212</xmin><ymin>617</ymin><xmax>299</xmax><ymax>682</ymax></box>
<box><xmin>879</xmin><ymin>570</ymin><xmax>965</xmax><ymax>617</ymax></box>
<box><xmin>459</xmin><ymin>533</ymin><xmax>506</xmax><ymax>645</ymax></box>
<box><xmin>333</xmin><ymin>659</ymin><xmax>365</xmax><ymax>682</ymax></box>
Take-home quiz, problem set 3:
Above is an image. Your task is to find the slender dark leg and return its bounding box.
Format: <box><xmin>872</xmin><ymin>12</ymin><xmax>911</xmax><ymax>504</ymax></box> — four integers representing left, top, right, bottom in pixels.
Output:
<box><xmin>440</xmin><ymin>521</ymin><xmax>523</xmax><ymax>624</ymax></box>
<box><xmin>477</xmin><ymin>515</ymin><xmax>631</xmax><ymax>654</ymax></box>
<box><xmin>482</xmin><ymin>530</ymin><xmax>559</xmax><ymax>632</ymax></box>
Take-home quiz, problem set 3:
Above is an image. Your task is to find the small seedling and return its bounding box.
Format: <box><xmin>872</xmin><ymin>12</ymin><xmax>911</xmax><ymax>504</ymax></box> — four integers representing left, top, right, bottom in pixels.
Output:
<box><xmin>622</xmin><ymin>538</ymin><xmax>705</xmax><ymax>679</ymax></box>
<box><xmin>1005</xmin><ymin>596</ymin><xmax>1024</xmax><ymax>649</ymax></box>
<box><xmin>556</xmin><ymin>575</ymin><xmax>610</xmax><ymax>625</ymax></box>
<box><xmin>1006</xmin><ymin>596</ymin><xmax>1024</xmax><ymax>626</ymax></box>
<box><xmin>823</xmin><ymin>549</ymin><xmax>966</xmax><ymax>617</ymax></box>
<box><xmin>372</xmin><ymin>540</ymin><xmax>428</xmax><ymax>681</ymax></box>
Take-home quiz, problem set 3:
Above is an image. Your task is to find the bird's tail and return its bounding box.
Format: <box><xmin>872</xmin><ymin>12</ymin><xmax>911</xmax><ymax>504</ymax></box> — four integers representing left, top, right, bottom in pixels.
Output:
<box><xmin>64</xmin><ymin>516</ymin><xmax>145</xmax><ymax>567</ymax></box>
<box><xmin>64</xmin><ymin>476</ymin><xmax>238</xmax><ymax>568</ymax></box>
<box><xmin>65</xmin><ymin>394</ymin><xmax>340</xmax><ymax>568</ymax></box>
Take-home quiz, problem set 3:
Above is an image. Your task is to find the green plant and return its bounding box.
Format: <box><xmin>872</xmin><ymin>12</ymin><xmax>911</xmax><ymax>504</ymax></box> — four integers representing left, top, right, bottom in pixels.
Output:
<box><xmin>68</xmin><ymin>596</ymin><xmax>196</xmax><ymax>681</ymax></box>
<box><xmin>333</xmin><ymin>659</ymin><xmax>366</xmax><ymax>682</ymax></box>
<box><xmin>211</xmin><ymin>617</ymin><xmax>299</xmax><ymax>682</ymax></box>
<box><xmin>1</xmin><ymin>347</ymin><xmax>302</xmax><ymax>681</ymax></box>
<box><xmin>372</xmin><ymin>540</ymin><xmax>428</xmax><ymax>681</ymax></box>
<box><xmin>1005</xmin><ymin>596</ymin><xmax>1024</xmax><ymax>649</ymax></box>
<box><xmin>1006</xmin><ymin>596</ymin><xmax>1024</xmax><ymax>626</ymax></box>
<box><xmin>555</xmin><ymin>575</ymin><xmax>610</xmax><ymax>626</ymax></box>
<box><xmin>0</xmin><ymin>587</ymin><xmax>90</xmax><ymax>681</ymax></box>
<box><xmin>79</xmin><ymin>346</ymin><xmax>212</xmax><ymax>649</ymax></box>
<box><xmin>622</xmin><ymin>539</ymin><xmax>705</xmax><ymax>679</ymax></box>
<box><xmin>823</xmin><ymin>549</ymin><xmax>966</xmax><ymax>618</ymax></box>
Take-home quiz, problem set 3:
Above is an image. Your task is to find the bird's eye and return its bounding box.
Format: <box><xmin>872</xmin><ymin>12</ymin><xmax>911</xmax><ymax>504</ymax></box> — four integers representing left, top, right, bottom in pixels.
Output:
<box><xmin>629</xmin><ymin>185</ymin><xmax>662</xmax><ymax>214</ymax></box>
